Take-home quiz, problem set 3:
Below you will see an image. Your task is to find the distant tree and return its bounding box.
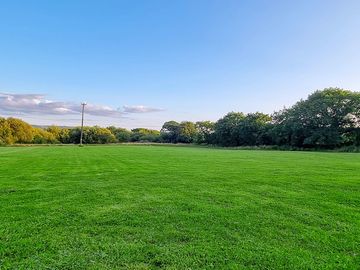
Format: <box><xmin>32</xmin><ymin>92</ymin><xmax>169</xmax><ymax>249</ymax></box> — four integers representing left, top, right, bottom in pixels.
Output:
<box><xmin>106</xmin><ymin>126</ymin><xmax>117</xmax><ymax>135</ymax></box>
<box><xmin>32</xmin><ymin>128</ymin><xmax>57</xmax><ymax>144</ymax></box>
<box><xmin>178</xmin><ymin>121</ymin><xmax>197</xmax><ymax>143</ymax></box>
<box><xmin>214</xmin><ymin>112</ymin><xmax>245</xmax><ymax>146</ymax></box>
<box><xmin>131</xmin><ymin>128</ymin><xmax>160</xmax><ymax>142</ymax></box>
<box><xmin>239</xmin><ymin>113</ymin><xmax>272</xmax><ymax>145</ymax></box>
<box><xmin>195</xmin><ymin>121</ymin><xmax>215</xmax><ymax>144</ymax></box>
<box><xmin>161</xmin><ymin>121</ymin><xmax>180</xmax><ymax>143</ymax></box>
<box><xmin>214</xmin><ymin>112</ymin><xmax>272</xmax><ymax>146</ymax></box>
<box><xmin>58</xmin><ymin>128</ymin><xmax>71</xmax><ymax>144</ymax></box>
<box><xmin>116</xmin><ymin>129</ymin><xmax>132</xmax><ymax>142</ymax></box>
<box><xmin>1</xmin><ymin>87</ymin><xmax>359</xmax><ymax>149</ymax></box>
<box><xmin>272</xmin><ymin>88</ymin><xmax>360</xmax><ymax>148</ymax></box>
<box><xmin>0</xmin><ymin>118</ymin><xmax>13</xmax><ymax>145</ymax></box>
<box><xmin>7</xmin><ymin>117</ymin><xmax>34</xmax><ymax>143</ymax></box>
<box><xmin>69</xmin><ymin>128</ymin><xmax>81</xmax><ymax>144</ymax></box>
<box><xmin>107</xmin><ymin>126</ymin><xmax>132</xmax><ymax>142</ymax></box>
<box><xmin>93</xmin><ymin>127</ymin><xmax>116</xmax><ymax>144</ymax></box>
<box><xmin>46</xmin><ymin>126</ymin><xmax>71</xmax><ymax>143</ymax></box>
<box><xmin>69</xmin><ymin>126</ymin><xmax>116</xmax><ymax>144</ymax></box>
<box><xmin>46</xmin><ymin>126</ymin><xmax>62</xmax><ymax>141</ymax></box>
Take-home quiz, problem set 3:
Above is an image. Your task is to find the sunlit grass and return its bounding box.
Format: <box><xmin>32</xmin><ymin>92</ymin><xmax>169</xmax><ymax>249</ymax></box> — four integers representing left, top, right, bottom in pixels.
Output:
<box><xmin>0</xmin><ymin>145</ymin><xmax>359</xmax><ymax>269</ymax></box>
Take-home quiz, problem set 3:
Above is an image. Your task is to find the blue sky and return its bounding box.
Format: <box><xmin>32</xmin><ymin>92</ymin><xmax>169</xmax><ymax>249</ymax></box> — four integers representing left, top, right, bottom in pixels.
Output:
<box><xmin>0</xmin><ymin>0</ymin><xmax>359</xmax><ymax>129</ymax></box>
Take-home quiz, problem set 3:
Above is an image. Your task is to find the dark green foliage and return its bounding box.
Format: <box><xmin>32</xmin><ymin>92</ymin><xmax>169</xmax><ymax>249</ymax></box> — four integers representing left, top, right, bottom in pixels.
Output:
<box><xmin>240</xmin><ymin>112</ymin><xmax>272</xmax><ymax>145</ymax></box>
<box><xmin>160</xmin><ymin>121</ymin><xmax>181</xmax><ymax>143</ymax></box>
<box><xmin>160</xmin><ymin>121</ymin><xmax>198</xmax><ymax>143</ymax></box>
<box><xmin>215</xmin><ymin>112</ymin><xmax>272</xmax><ymax>146</ymax></box>
<box><xmin>271</xmin><ymin>88</ymin><xmax>360</xmax><ymax>148</ymax></box>
<box><xmin>214</xmin><ymin>112</ymin><xmax>246</xmax><ymax>146</ymax></box>
<box><xmin>195</xmin><ymin>121</ymin><xmax>215</xmax><ymax>144</ymax></box>
<box><xmin>178</xmin><ymin>121</ymin><xmax>197</xmax><ymax>143</ymax></box>
<box><xmin>107</xmin><ymin>126</ymin><xmax>132</xmax><ymax>142</ymax></box>
<box><xmin>69</xmin><ymin>126</ymin><xmax>116</xmax><ymax>144</ymax></box>
<box><xmin>130</xmin><ymin>128</ymin><xmax>161</xmax><ymax>142</ymax></box>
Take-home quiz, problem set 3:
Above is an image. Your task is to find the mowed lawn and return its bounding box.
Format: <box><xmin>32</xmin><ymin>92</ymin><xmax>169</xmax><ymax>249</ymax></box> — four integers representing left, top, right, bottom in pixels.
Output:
<box><xmin>0</xmin><ymin>146</ymin><xmax>359</xmax><ymax>269</ymax></box>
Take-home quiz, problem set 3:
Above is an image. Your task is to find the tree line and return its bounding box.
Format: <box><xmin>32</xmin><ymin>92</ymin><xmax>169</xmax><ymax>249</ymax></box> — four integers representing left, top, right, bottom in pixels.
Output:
<box><xmin>1</xmin><ymin>88</ymin><xmax>359</xmax><ymax>149</ymax></box>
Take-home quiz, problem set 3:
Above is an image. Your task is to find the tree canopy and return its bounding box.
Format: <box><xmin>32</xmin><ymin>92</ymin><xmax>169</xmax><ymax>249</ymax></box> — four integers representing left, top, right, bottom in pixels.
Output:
<box><xmin>1</xmin><ymin>88</ymin><xmax>359</xmax><ymax>149</ymax></box>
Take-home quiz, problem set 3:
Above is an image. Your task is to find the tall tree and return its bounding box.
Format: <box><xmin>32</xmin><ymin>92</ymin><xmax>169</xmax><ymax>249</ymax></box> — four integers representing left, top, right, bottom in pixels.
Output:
<box><xmin>0</xmin><ymin>118</ymin><xmax>13</xmax><ymax>144</ymax></box>
<box><xmin>214</xmin><ymin>112</ymin><xmax>245</xmax><ymax>146</ymax></box>
<box><xmin>107</xmin><ymin>126</ymin><xmax>132</xmax><ymax>142</ymax></box>
<box><xmin>272</xmin><ymin>88</ymin><xmax>360</xmax><ymax>147</ymax></box>
<box><xmin>239</xmin><ymin>113</ymin><xmax>272</xmax><ymax>145</ymax></box>
<box><xmin>195</xmin><ymin>121</ymin><xmax>215</xmax><ymax>144</ymax></box>
<box><xmin>6</xmin><ymin>118</ymin><xmax>34</xmax><ymax>143</ymax></box>
<box><xmin>161</xmin><ymin>121</ymin><xmax>180</xmax><ymax>143</ymax></box>
<box><xmin>178</xmin><ymin>121</ymin><xmax>197</xmax><ymax>143</ymax></box>
<box><xmin>32</xmin><ymin>128</ymin><xmax>57</xmax><ymax>144</ymax></box>
<box><xmin>131</xmin><ymin>128</ymin><xmax>160</xmax><ymax>142</ymax></box>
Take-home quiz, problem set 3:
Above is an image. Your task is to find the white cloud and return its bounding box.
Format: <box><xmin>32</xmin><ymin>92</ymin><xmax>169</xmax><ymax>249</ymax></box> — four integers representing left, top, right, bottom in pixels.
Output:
<box><xmin>123</xmin><ymin>105</ymin><xmax>164</xmax><ymax>113</ymax></box>
<box><xmin>0</xmin><ymin>92</ymin><xmax>164</xmax><ymax>117</ymax></box>
<box><xmin>0</xmin><ymin>92</ymin><xmax>122</xmax><ymax>117</ymax></box>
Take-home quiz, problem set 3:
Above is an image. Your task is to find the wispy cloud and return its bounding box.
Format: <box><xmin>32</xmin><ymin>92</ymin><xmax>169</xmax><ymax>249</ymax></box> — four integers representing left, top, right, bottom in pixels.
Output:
<box><xmin>0</xmin><ymin>92</ymin><xmax>122</xmax><ymax>117</ymax></box>
<box><xmin>123</xmin><ymin>105</ymin><xmax>164</xmax><ymax>113</ymax></box>
<box><xmin>0</xmin><ymin>93</ymin><xmax>164</xmax><ymax>117</ymax></box>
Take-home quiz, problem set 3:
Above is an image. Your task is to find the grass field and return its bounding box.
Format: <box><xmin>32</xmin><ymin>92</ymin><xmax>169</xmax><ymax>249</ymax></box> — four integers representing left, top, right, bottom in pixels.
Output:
<box><xmin>0</xmin><ymin>145</ymin><xmax>359</xmax><ymax>269</ymax></box>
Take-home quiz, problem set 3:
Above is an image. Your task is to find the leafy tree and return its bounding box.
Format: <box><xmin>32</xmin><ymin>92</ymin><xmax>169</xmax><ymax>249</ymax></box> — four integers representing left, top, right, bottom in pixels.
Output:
<box><xmin>94</xmin><ymin>127</ymin><xmax>116</xmax><ymax>144</ymax></box>
<box><xmin>68</xmin><ymin>128</ymin><xmax>81</xmax><ymax>144</ymax></box>
<box><xmin>195</xmin><ymin>121</ymin><xmax>215</xmax><ymax>144</ymax></box>
<box><xmin>131</xmin><ymin>128</ymin><xmax>160</xmax><ymax>142</ymax></box>
<box><xmin>239</xmin><ymin>113</ymin><xmax>272</xmax><ymax>145</ymax></box>
<box><xmin>69</xmin><ymin>126</ymin><xmax>116</xmax><ymax>144</ymax></box>
<box><xmin>272</xmin><ymin>88</ymin><xmax>360</xmax><ymax>148</ymax></box>
<box><xmin>116</xmin><ymin>129</ymin><xmax>132</xmax><ymax>142</ymax></box>
<box><xmin>178</xmin><ymin>121</ymin><xmax>197</xmax><ymax>143</ymax></box>
<box><xmin>32</xmin><ymin>128</ymin><xmax>57</xmax><ymax>144</ymax></box>
<box><xmin>1</xmin><ymin>87</ymin><xmax>359</xmax><ymax>149</ymax></box>
<box><xmin>106</xmin><ymin>126</ymin><xmax>117</xmax><ymax>135</ymax></box>
<box><xmin>214</xmin><ymin>112</ymin><xmax>272</xmax><ymax>146</ymax></box>
<box><xmin>0</xmin><ymin>118</ymin><xmax>13</xmax><ymax>145</ymax></box>
<box><xmin>58</xmin><ymin>128</ymin><xmax>71</xmax><ymax>143</ymax></box>
<box><xmin>161</xmin><ymin>121</ymin><xmax>180</xmax><ymax>143</ymax></box>
<box><xmin>46</xmin><ymin>126</ymin><xmax>62</xmax><ymax>138</ymax></box>
<box><xmin>7</xmin><ymin>118</ymin><xmax>34</xmax><ymax>143</ymax></box>
<box><xmin>46</xmin><ymin>126</ymin><xmax>71</xmax><ymax>143</ymax></box>
<box><xmin>214</xmin><ymin>112</ymin><xmax>245</xmax><ymax>146</ymax></box>
<box><xmin>107</xmin><ymin>126</ymin><xmax>132</xmax><ymax>142</ymax></box>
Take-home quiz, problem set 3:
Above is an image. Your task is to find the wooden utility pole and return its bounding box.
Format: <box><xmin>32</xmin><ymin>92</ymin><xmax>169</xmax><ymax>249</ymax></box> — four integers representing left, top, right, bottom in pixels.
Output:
<box><xmin>80</xmin><ymin>102</ymin><xmax>87</xmax><ymax>145</ymax></box>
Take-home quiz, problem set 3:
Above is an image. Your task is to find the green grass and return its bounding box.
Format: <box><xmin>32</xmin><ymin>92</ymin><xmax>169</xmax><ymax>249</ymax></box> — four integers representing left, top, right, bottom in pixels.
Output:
<box><xmin>0</xmin><ymin>145</ymin><xmax>359</xmax><ymax>269</ymax></box>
